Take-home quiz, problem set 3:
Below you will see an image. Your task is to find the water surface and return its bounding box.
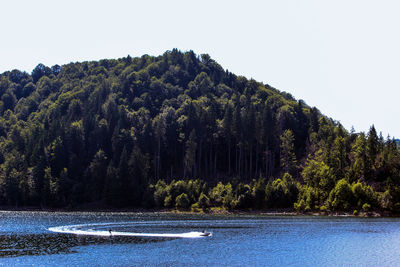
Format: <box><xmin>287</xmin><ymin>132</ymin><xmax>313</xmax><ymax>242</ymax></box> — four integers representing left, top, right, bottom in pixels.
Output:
<box><xmin>1</xmin><ymin>211</ymin><xmax>400</xmax><ymax>266</ymax></box>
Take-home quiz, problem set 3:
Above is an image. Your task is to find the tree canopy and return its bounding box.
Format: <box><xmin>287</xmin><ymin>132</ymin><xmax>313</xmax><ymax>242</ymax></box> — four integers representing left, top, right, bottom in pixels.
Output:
<box><xmin>0</xmin><ymin>49</ymin><xmax>398</xmax><ymax>214</ymax></box>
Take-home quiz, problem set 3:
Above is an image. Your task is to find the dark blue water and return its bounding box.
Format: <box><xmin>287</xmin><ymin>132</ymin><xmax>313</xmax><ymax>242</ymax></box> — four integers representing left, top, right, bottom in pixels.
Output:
<box><xmin>1</xmin><ymin>211</ymin><xmax>400</xmax><ymax>266</ymax></box>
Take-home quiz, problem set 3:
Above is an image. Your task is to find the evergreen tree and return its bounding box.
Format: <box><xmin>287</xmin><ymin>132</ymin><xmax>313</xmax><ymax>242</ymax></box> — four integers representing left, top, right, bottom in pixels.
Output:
<box><xmin>0</xmin><ymin>50</ymin><xmax>396</xmax><ymax>212</ymax></box>
<box><xmin>280</xmin><ymin>129</ymin><xmax>297</xmax><ymax>175</ymax></box>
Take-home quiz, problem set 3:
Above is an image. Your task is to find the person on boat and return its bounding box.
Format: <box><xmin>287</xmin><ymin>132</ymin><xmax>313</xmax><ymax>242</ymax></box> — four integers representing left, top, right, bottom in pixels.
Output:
<box><xmin>109</xmin><ymin>229</ymin><xmax>112</xmax><ymax>235</ymax></box>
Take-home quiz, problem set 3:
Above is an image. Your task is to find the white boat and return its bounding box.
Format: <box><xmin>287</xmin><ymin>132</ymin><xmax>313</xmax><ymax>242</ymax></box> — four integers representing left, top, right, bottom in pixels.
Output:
<box><xmin>200</xmin><ymin>231</ymin><xmax>211</xmax><ymax>236</ymax></box>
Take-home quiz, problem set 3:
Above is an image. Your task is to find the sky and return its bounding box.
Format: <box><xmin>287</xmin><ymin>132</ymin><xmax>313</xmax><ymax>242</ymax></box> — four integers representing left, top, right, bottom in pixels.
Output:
<box><xmin>1</xmin><ymin>0</ymin><xmax>399</xmax><ymax>137</ymax></box>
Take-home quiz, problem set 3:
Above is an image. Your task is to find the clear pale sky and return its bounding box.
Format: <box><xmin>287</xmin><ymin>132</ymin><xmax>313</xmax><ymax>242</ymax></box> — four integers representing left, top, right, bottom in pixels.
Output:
<box><xmin>1</xmin><ymin>0</ymin><xmax>399</xmax><ymax>137</ymax></box>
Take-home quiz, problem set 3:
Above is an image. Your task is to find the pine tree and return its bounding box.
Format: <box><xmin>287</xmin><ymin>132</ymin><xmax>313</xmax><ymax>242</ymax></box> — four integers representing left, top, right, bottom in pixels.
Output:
<box><xmin>280</xmin><ymin>129</ymin><xmax>297</xmax><ymax>175</ymax></box>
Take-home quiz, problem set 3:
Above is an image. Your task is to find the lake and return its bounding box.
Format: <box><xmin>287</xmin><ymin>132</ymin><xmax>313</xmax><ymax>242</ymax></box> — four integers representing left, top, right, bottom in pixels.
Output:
<box><xmin>1</xmin><ymin>211</ymin><xmax>400</xmax><ymax>266</ymax></box>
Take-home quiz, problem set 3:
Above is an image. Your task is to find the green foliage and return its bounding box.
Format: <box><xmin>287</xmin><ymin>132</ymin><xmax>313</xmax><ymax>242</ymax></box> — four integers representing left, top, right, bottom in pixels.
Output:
<box><xmin>233</xmin><ymin>183</ymin><xmax>253</xmax><ymax>209</ymax></box>
<box><xmin>350</xmin><ymin>133</ymin><xmax>368</xmax><ymax>181</ymax></box>
<box><xmin>252</xmin><ymin>178</ymin><xmax>266</xmax><ymax>209</ymax></box>
<box><xmin>197</xmin><ymin>192</ymin><xmax>210</xmax><ymax>210</ymax></box>
<box><xmin>280</xmin><ymin>130</ymin><xmax>297</xmax><ymax>175</ymax></box>
<box><xmin>294</xmin><ymin>186</ymin><xmax>320</xmax><ymax>211</ymax></box>
<box><xmin>328</xmin><ymin>179</ymin><xmax>353</xmax><ymax>211</ymax></box>
<box><xmin>351</xmin><ymin>182</ymin><xmax>377</xmax><ymax>210</ymax></box>
<box><xmin>151</xmin><ymin>179</ymin><xmax>205</xmax><ymax>209</ymax></box>
<box><xmin>184</xmin><ymin>130</ymin><xmax>197</xmax><ymax>178</ymax></box>
<box><xmin>164</xmin><ymin>195</ymin><xmax>174</xmax><ymax>208</ymax></box>
<box><xmin>266</xmin><ymin>173</ymin><xmax>298</xmax><ymax>209</ymax></box>
<box><xmin>362</xmin><ymin>203</ymin><xmax>371</xmax><ymax>212</ymax></box>
<box><xmin>302</xmin><ymin>159</ymin><xmax>336</xmax><ymax>194</ymax></box>
<box><xmin>175</xmin><ymin>193</ymin><xmax>190</xmax><ymax>210</ymax></box>
<box><xmin>0</xmin><ymin>50</ymin><xmax>397</xmax><ymax>213</ymax></box>
<box><xmin>209</xmin><ymin>182</ymin><xmax>233</xmax><ymax>208</ymax></box>
<box><xmin>153</xmin><ymin>180</ymin><xmax>168</xmax><ymax>208</ymax></box>
<box><xmin>379</xmin><ymin>190</ymin><xmax>392</xmax><ymax>210</ymax></box>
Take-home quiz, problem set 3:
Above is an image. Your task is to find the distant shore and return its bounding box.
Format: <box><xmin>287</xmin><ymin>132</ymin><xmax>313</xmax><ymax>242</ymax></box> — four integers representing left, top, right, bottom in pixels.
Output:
<box><xmin>0</xmin><ymin>205</ymin><xmax>394</xmax><ymax>217</ymax></box>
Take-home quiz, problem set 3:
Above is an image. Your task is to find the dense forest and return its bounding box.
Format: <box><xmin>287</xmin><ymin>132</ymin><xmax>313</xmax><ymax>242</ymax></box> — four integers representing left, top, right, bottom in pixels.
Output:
<box><xmin>0</xmin><ymin>49</ymin><xmax>399</xmax><ymax>214</ymax></box>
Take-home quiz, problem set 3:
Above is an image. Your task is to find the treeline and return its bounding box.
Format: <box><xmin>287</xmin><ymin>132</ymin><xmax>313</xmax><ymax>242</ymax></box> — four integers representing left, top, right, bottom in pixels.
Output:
<box><xmin>147</xmin><ymin>176</ymin><xmax>297</xmax><ymax>212</ymax></box>
<box><xmin>146</xmin><ymin>170</ymin><xmax>395</xmax><ymax>214</ymax></box>
<box><xmin>0</xmin><ymin>49</ymin><xmax>399</xmax><ymax>214</ymax></box>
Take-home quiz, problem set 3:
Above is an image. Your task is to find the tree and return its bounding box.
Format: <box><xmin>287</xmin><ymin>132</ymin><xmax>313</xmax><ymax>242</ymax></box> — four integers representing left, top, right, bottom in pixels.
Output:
<box><xmin>176</xmin><ymin>193</ymin><xmax>190</xmax><ymax>210</ymax></box>
<box><xmin>117</xmin><ymin>146</ymin><xmax>130</xmax><ymax>205</ymax></box>
<box><xmin>294</xmin><ymin>185</ymin><xmax>320</xmax><ymax>211</ymax></box>
<box><xmin>351</xmin><ymin>133</ymin><xmax>368</xmax><ymax>181</ymax></box>
<box><xmin>128</xmin><ymin>145</ymin><xmax>150</xmax><ymax>205</ymax></box>
<box><xmin>152</xmin><ymin>114</ymin><xmax>166</xmax><ymax>180</ymax></box>
<box><xmin>328</xmin><ymin>179</ymin><xmax>353</xmax><ymax>211</ymax></box>
<box><xmin>153</xmin><ymin>180</ymin><xmax>168</xmax><ymax>208</ymax></box>
<box><xmin>51</xmin><ymin>65</ymin><xmax>62</xmax><ymax>75</ymax></box>
<box><xmin>223</xmin><ymin>103</ymin><xmax>233</xmax><ymax>174</ymax></box>
<box><xmin>252</xmin><ymin>178</ymin><xmax>266</xmax><ymax>209</ymax></box>
<box><xmin>88</xmin><ymin>150</ymin><xmax>108</xmax><ymax>201</ymax></box>
<box><xmin>352</xmin><ymin>182</ymin><xmax>376</xmax><ymax>210</ymax></box>
<box><xmin>0</xmin><ymin>49</ymin><xmax>396</xmax><ymax>213</ymax></box>
<box><xmin>265</xmin><ymin>173</ymin><xmax>298</xmax><ymax>209</ymax></box>
<box><xmin>32</xmin><ymin>63</ymin><xmax>52</xmax><ymax>83</ymax></box>
<box><xmin>208</xmin><ymin>182</ymin><xmax>235</xmax><ymax>209</ymax></box>
<box><xmin>301</xmin><ymin>158</ymin><xmax>336</xmax><ymax>195</ymax></box>
<box><xmin>197</xmin><ymin>192</ymin><xmax>210</xmax><ymax>210</ymax></box>
<box><xmin>280</xmin><ymin>129</ymin><xmax>297</xmax><ymax>175</ymax></box>
<box><xmin>184</xmin><ymin>130</ymin><xmax>197</xmax><ymax>178</ymax></box>
<box><xmin>367</xmin><ymin>125</ymin><xmax>378</xmax><ymax>169</ymax></box>
<box><xmin>331</xmin><ymin>136</ymin><xmax>347</xmax><ymax>178</ymax></box>
<box><xmin>232</xmin><ymin>98</ymin><xmax>243</xmax><ymax>175</ymax></box>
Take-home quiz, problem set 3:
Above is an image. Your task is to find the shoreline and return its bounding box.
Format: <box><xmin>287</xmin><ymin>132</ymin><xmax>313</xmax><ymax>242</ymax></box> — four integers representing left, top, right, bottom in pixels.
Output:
<box><xmin>0</xmin><ymin>205</ymin><xmax>394</xmax><ymax>218</ymax></box>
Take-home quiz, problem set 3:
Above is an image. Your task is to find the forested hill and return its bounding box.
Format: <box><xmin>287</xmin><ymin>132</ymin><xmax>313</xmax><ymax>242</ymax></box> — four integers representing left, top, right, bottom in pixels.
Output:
<box><xmin>0</xmin><ymin>49</ymin><xmax>399</xmax><ymax>214</ymax></box>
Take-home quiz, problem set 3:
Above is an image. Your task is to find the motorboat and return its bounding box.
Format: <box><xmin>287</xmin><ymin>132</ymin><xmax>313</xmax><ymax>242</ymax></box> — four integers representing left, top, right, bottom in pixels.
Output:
<box><xmin>200</xmin><ymin>231</ymin><xmax>211</xmax><ymax>236</ymax></box>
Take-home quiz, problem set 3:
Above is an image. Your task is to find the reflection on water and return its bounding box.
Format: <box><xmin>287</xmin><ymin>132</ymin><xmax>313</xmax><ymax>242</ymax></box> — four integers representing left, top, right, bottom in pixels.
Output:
<box><xmin>0</xmin><ymin>233</ymin><xmax>174</xmax><ymax>257</ymax></box>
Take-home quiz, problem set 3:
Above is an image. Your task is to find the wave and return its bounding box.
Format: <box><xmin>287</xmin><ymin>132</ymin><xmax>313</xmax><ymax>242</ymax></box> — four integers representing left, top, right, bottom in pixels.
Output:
<box><xmin>48</xmin><ymin>223</ymin><xmax>211</xmax><ymax>238</ymax></box>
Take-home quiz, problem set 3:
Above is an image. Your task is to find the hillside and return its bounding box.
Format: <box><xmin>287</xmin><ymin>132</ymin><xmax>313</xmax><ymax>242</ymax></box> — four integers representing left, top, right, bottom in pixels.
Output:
<box><xmin>0</xmin><ymin>49</ymin><xmax>399</xmax><ymax>213</ymax></box>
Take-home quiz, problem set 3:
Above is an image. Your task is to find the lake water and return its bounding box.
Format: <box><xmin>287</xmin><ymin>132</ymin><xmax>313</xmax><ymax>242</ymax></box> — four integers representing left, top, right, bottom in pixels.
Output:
<box><xmin>1</xmin><ymin>211</ymin><xmax>400</xmax><ymax>266</ymax></box>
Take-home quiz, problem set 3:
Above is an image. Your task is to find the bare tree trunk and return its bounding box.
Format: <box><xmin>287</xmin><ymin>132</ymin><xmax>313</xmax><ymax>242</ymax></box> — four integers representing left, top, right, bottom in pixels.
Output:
<box><xmin>157</xmin><ymin>135</ymin><xmax>161</xmax><ymax>180</ymax></box>
<box><xmin>255</xmin><ymin>143</ymin><xmax>259</xmax><ymax>178</ymax></box>
<box><xmin>214</xmin><ymin>149</ymin><xmax>217</xmax><ymax>178</ymax></box>
<box><xmin>239</xmin><ymin>145</ymin><xmax>242</xmax><ymax>179</ymax></box>
<box><xmin>265</xmin><ymin>144</ymin><xmax>268</xmax><ymax>178</ymax></box>
<box><xmin>250</xmin><ymin>145</ymin><xmax>253</xmax><ymax>179</ymax></box>
<box><xmin>209</xmin><ymin>145</ymin><xmax>212</xmax><ymax>179</ymax></box>
<box><xmin>228</xmin><ymin>144</ymin><xmax>231</xmax><ymax>174</ymax></box>
<box><xmin>244</xmin><ymin>149</ymin><xmax>248</xmax><ymax>179</ymax></box>
<box><xmin>204</xmin><ymin>144</ymin><xmax>208</xmax><ymax>179</ymax></box>
<box><xmin>197</xmin><ymin>140</ymin><xmax>202</xmax><ymax>177</ymax></box>
<box><xmin>270</xmin><ymin>155</ymin><xmax>274</xmax><ymax>178</ymax></box>
<box><xmin>154</xmin><ymin>153</ymin><xmax>157</xmax><ymax>180</ymax></box>
<box><xmin>182</xmin><ymin>145</ymin><xmax>185</xmax><ymax>179</ymax></box>
<box><xmin>235</xmin><ymin>144</ymin><xmax>238</xmax><ymax>173</ymax></box>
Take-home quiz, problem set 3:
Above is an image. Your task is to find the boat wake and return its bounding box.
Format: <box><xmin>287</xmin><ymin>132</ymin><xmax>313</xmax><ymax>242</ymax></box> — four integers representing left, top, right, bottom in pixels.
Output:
<box><xmin>48</xmin><ymin>223</ymin><xmax>211</xmax><ymax>238</ymax></box>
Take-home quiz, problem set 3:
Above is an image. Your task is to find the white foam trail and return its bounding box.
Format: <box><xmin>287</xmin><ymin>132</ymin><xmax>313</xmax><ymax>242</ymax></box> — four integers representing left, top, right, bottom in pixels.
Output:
<box><xmin>48</xmin><ymin>224</ymin><xmax>211</xmax><ymax>238</ymax></box>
